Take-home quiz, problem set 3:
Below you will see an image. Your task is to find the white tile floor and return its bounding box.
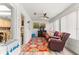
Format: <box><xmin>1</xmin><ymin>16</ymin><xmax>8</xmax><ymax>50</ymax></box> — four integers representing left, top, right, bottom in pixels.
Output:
<box><xmin>50</xmin><ymin>48</ymin><xmax>75</xmax><ymax>55</ymax></box>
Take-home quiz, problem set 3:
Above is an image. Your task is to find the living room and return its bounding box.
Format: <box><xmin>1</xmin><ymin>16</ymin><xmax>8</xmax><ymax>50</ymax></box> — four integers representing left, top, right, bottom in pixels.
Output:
<box><xmin>21</xmin><ymin>3</ymin><xmax>79</xmax><ymax>55</ymax></box>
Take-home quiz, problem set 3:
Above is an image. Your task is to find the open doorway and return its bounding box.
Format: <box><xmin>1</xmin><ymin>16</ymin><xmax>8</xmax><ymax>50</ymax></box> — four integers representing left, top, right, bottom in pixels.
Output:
<box><xmin>21</xmin><ymin>14</ymin><xmax>24</xmax><ymax>45</ymax></box>
<box><xmin>0</xmin><ymin>4</ymin><xmax>12</xmax><ymax>44</ymax></box>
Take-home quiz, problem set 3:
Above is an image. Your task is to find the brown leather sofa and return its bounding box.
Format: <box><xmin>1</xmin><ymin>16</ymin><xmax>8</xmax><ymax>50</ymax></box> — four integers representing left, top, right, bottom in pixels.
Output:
<box><xmin>48</xmin><ymin>32</ymin><xmax>70</xmax><ymax>52</ymax></box>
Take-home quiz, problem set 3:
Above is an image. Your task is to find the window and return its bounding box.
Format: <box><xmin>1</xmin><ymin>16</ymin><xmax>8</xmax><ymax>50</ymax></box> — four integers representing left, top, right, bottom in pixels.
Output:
<box><xmin>61</xmin><ymin>11</ymin><xmax>77</xmax><ymax>39</ymax></box>
<box><xmin>77</xmin><ymin>9</ymin><xmax>79</xmax><ymax>40</ymax></box>
<box><xmin>53</xmin><ymin>19</ymin><xmax>59</xmax><ymax>31</ymax></box>
<box><xmin>50</xmin><ymin>23</ymin><xmax>54</xmax><ymax>31</ymax></box>
<box><xmin>0</xmin><ymin>5</ymin><xmax>12</xmax><ymax>43</ymax></box>
<box><xmin>61</xmin><ymin>16</ymin><xmax>67</xmax><ymax>32</ymax></box>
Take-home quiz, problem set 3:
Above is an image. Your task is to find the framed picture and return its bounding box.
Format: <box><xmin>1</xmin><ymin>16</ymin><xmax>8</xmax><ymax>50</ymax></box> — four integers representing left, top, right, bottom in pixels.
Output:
<box><xmin>39</xmin><ymin>23</ymin><xmax>46</xmax><ymax>28</ymax></box>
<box><xmin>33</xmin><ymin>22</ymin><xmax>46</xmax><ymax>29</ymax></box>
<box><xmin>33</xmin><ymin>22</ymin><xmax>39</xmax><ymax>29</ymax></box>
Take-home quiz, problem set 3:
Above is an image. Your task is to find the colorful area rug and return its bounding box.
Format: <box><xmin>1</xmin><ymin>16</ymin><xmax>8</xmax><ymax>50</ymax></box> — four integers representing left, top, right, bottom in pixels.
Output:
<box><xmin>21</xmin><ymin>37</ymin><xmax>50</xmax><ymax>55</ymax></box>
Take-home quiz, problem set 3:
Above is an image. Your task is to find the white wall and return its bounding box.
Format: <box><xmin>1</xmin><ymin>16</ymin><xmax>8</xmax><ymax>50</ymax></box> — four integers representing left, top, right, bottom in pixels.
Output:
<box><xmin>10</xmin><ymin>3</ymin><xmax>32</xmax><ymax>44</ymax></box>
<box><xmin>24</xmin><ymin>14</ymin><xmax>32</xmax><ymax>44</ymax></box>
<box><xmin>20</xmin><ymin>5</ymin><xmax>32</xmax><ymax>44</ymax></box>
<box><xmin>66</xmin><ymin>38</ymin><xmax>79</xmax><ymax>54</ymax></box>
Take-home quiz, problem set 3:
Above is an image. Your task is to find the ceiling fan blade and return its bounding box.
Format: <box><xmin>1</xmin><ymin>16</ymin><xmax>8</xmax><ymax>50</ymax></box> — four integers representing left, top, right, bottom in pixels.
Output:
<box><xmin>46</xmin><ymin>16</ymin><xmax>49</xmax><ymax>18</ymax></box>
<box><xmin>44</xmin><ymin>13</ymin><xmax>47</xmax><ymax>16</ymax></box>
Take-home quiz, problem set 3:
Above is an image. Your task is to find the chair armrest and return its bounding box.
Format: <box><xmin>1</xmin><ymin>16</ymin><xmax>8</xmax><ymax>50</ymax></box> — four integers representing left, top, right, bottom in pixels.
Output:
<box><xmin>48</xmin><ymin>38</ymin><xmax>63</xmax><ymax>46</ymax></box>
<box><xmin>48</xmin><ymin>38</ymin><xmax>62</xmax><ymax>42</ymax></box>
<box><xmin>48</xmin><ymin>38</ymin><xmax>64</xmax><ymax>51</ymax></box>
<box><xmin>50</xmin><ymin>36</ymin><xmax>60</xmax><ymax>39</ymax></box>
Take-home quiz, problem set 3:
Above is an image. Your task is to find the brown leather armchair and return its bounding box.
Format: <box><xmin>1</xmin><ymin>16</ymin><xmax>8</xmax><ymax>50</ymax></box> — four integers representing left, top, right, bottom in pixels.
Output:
<box><xmin>48</xmin><ymin>33</ymin><xmax>70</xmax><ymax>52</ymax></box>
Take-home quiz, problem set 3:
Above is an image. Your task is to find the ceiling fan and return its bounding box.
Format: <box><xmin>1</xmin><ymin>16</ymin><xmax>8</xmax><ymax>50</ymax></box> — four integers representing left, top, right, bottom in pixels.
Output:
<box><xmin>33</xmin><ymin>12</ymin><xmax>49</xmax><ymax>19</ymax></box>
<box><xmin>43</xmin><ymin>13</ymin><xmax>49</xmax><ymax>19</ymax></box>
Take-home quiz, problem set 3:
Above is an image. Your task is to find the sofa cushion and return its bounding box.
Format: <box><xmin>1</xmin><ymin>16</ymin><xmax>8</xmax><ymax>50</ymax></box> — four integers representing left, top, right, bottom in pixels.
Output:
<box><xmin>51</xmin><ymin>36</ymin><xmax>60</xmax><ymax>39</ymax></box>
<box><xmin>54</xmin><ymin>31</ymin><xmax>61</xmax><ymax>37</ymax></box>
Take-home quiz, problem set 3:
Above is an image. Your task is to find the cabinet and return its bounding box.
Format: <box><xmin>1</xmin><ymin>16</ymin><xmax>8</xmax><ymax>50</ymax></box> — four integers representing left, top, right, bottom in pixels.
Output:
<box><xmin>0</xmin><ymin>27</ymin><xmax>11</xmax><ymax>43</ymax></box>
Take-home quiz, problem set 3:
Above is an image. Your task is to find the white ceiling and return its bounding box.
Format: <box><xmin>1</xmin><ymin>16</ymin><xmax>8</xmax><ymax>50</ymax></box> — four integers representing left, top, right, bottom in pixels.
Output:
<box><xmin>21</xmin><ymin>3</ymin><xmax>72</xmax><ymax>20</ymax></box>
<box><xmin>0</xmin><ymin>4</ymin><xmax>11</xmax><ymax>20</ymax></box>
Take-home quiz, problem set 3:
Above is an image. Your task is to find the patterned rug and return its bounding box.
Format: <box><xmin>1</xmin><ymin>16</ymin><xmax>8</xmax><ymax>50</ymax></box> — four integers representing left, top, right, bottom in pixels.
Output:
<box><xmin>21</xmin><ymin>37</ymin><xmax>50</xmax><ymax>55</ymax></box>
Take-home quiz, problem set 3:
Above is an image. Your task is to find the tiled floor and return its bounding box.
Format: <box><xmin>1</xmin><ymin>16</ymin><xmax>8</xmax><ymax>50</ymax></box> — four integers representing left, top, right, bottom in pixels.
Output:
<box><xmin>20</xmin><ymin>37</ymin><xmax>75</xmax><ymax>55</ymax></box>
<box><xmin>49</xmin><ymin>48</ymin><xmax>75</xmax><ymax>55</ymax></box>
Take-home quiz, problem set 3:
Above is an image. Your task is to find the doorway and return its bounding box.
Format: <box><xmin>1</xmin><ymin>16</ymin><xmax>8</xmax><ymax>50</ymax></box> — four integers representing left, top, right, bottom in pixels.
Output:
<box><xmin>0</xmin><ymin>4</ymin><xmax>12</xmax><ymax>44</ymax></box>
<box><xmin>21</xmin><ymin>14</ymin><xmax>24</xmax><ymax>45</ymax></box>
